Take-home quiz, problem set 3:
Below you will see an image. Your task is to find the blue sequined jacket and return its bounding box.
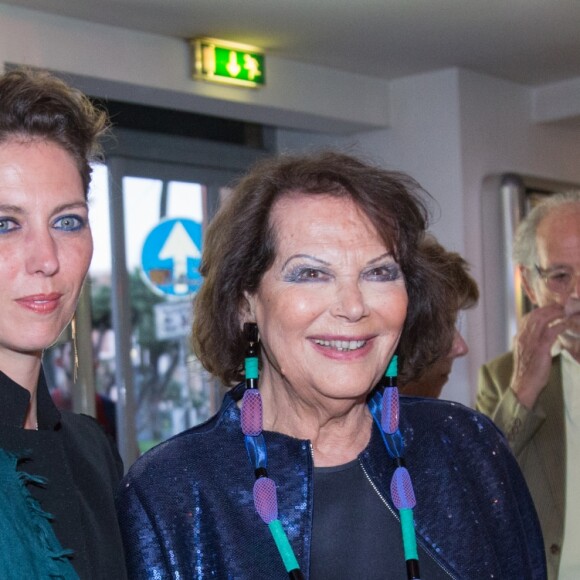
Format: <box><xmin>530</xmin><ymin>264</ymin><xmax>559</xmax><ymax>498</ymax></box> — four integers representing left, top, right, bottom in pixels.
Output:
<box><xmin>116</xmin><ymin>385</ymin><xmax>546</xmax><ymax>579</ymax></box>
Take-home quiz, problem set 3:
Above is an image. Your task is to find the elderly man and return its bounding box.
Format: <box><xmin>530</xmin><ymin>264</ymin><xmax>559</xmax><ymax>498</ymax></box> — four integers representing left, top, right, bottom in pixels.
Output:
<box><xmin>476</xmin><ymin>191</ymin><xmax>580</xmax><ymax>580</ymax></box>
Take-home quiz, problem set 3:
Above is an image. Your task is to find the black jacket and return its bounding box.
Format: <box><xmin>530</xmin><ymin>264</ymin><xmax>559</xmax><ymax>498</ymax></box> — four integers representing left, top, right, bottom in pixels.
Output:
<box><xmin>0</xmin><ymin>369</ymin><xmax>127</xmax><ymax>579</ymax></box>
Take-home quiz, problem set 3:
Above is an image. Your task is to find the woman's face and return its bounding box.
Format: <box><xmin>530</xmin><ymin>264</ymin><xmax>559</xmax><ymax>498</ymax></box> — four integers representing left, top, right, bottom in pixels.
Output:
<box><xmin>0</xmin><ymin>139</ymin><xmax>92</xmax><ymax>357</ymax></box>
<box><xmin>244</xmin><ymin>193</ymin><xmax>408</xmax><ymax>408</ymax></box>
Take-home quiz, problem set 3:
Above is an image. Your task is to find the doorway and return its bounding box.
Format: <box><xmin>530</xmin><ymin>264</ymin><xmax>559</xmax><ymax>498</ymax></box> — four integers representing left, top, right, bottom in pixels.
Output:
<box><xmin>46</xmin><ymin>126</ymin><xmax>271</xmax><ymax>467</ymax></box>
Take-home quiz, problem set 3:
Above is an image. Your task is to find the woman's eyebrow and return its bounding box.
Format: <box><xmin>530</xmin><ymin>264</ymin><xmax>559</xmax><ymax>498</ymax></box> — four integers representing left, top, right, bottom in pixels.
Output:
<box><xmin>0</xmin><ymin>201</ymin><xmax>88</xmax><ymax>214</ymax></box>
<box><xmin>281</xmin><ymin>252</ymin><xmax>393</xmax><ymax>271</ymax></box>
<box><xmin>53</xmin><ymin>201</ymin><xmax>89</xmax><ymax>213</ymax></box>
<box><xmin>367</xmin><ymin>252</ymin><xmax>393</xmax><ymax>265</ymax></box>
<box><xmin>0</xmin><ymin>204</ymin><xmax>23</xmax><ymax>214</ymax></box>
<box><xmin>281</xmin><ymin>253</ymin><xmax>330</xmax><ymax>270</ymax></box>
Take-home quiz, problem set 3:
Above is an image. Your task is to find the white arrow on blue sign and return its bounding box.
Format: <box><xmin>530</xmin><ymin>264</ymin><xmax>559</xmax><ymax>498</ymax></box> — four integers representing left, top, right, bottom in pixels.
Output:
<box><xmin>140</xmin><ymin>217</ymin><xmax>203</xmax><ymax>297</ymax></box>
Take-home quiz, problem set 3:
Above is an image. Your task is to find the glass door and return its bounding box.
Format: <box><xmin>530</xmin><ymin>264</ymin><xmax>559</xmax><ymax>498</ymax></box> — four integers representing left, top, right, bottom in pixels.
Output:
<box><xmin>45</xmin><ymin>128</ymin><xmax>268</xmax><ymax>468</ymax></box>
<box><xmin>105</xmin><ymin>157</ymin><xmax>239</xmax><ymax>467</ymax></box>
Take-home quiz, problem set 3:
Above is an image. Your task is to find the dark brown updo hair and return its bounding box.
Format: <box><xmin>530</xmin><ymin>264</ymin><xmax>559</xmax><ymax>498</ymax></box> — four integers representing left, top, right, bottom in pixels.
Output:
<box><xmin>0</xmin><ymin>68</ymin><xmax>109</xmax><ymax>196</ymax></box>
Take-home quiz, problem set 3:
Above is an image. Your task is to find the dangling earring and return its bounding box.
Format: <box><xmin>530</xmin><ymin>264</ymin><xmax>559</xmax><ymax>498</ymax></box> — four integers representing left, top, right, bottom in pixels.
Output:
<box><xmin>241</xmin><ymin>322</ymin><xmax>261</xmax><ymax>435</ymax></box>
<box><xmin>369</xmin><ymin>355</ymin><xmax>421</xmax><ymax>580</ymax></box>
<box><xmin>71</xmin><ymin>314</ymin><xmax>79</xmax><ymax>383</ymax></box>
<box><xmin>240</xmin><ymin>322</ymin><xmax>304</xmax><ymax>578</ymax></box>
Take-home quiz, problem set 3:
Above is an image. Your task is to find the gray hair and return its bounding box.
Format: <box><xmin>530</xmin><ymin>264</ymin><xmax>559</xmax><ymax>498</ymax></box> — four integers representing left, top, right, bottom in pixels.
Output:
<box><xmin>513</xmin><ymin>190</ymin><xmax>580</xmax><ymax>270</ymax></box>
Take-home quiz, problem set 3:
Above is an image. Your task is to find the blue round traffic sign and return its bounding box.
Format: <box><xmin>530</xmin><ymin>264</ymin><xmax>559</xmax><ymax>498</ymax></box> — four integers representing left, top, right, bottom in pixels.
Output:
<box><xmin>140</xmin><ymin>218</ymin><xmax>203</xmax><ymax>297</ymax></box>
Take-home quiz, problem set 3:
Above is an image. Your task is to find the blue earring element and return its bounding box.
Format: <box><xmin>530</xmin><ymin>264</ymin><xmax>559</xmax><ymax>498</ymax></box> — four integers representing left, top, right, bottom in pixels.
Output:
<box><xmin>369</xmin><ymin>355</ymin><xmax>421</xmax><ymax>580</ymax></box>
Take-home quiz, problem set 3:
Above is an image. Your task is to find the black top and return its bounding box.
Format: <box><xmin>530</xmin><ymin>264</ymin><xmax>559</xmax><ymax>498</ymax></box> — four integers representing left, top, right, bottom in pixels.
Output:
<box><xmin>0</xmin><ymin>369</ymin><xmax>127</xmax><ymax>579</ymax></box>
<box><xmin>311</xmin><ymin>459</ymin><xmax>449</xmax><ymax>579</ymax></box>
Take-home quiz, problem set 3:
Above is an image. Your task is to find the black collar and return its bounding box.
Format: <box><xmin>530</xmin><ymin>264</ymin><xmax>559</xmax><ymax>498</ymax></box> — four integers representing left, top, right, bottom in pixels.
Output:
<box><xmin>0</xmin><ymin>368</ymin><xmax>61</xmax><ymax>430</ymax></box>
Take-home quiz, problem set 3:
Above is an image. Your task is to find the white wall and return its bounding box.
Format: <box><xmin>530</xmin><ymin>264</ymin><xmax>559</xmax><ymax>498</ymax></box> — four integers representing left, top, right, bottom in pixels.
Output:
<box><xmin>0</xmin><ymin>4</ymin><xmax>390</xmax><ymax>134</ymax></box>
<box><xmin>3</xmin><ymin>4</ymin><xmax>580</xmax><ymax>406</ymax></box>
<box><xmin>280</xmin><ymin>67</ymin><xmax>580</xmax><ymax>407</ymax></box>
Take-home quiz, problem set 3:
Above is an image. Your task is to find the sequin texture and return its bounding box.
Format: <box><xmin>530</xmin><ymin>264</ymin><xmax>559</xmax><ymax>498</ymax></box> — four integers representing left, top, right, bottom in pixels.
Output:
<box><xmin>116</xmin><ymin>384</ymin><xmax>546</xmax><ymax>579</ymax></box>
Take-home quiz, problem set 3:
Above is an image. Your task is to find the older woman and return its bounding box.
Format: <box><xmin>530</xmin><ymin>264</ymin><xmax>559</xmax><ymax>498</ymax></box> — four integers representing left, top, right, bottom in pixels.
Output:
<box><xmin>117</xmin><ymin>152</ymin><xmax>545</xmax><ymax>579</ymax></box>
<box><xmin>0</xmin><ymin>69</ymin><xmax>126</xmax><ymax>578</ymax></box>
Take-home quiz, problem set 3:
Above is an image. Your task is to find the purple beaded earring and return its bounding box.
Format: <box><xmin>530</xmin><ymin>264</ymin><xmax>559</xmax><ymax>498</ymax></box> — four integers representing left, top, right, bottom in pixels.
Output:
<box><xmin>241</xmin><ymin>323</ymin><xmax>304</xmax><ymax>580</ymax></box>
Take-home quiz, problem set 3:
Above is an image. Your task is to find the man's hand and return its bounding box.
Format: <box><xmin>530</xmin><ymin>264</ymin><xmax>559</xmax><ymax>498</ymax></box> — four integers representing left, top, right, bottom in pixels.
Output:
<box><xmin>510</xmin><ymin>303</ymin><xmax>567</xmax><ymax>410</ymax></box>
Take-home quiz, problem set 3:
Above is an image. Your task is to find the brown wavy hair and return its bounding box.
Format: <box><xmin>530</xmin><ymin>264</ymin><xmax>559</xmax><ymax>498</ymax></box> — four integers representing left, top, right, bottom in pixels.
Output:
<box><xmin>399</xmin><ymin>234</ymin><xmax>479</xmax><ymax>382</ymax></box>
<box><xmin>192</xmin><ymin>150</ymin><xmax>454</xmax><ymax>386</ymax></box>
<box><xmin>0</xmin><ymin>68</ymin><xmax>109</xmax><ymax>196</ymax></box>
<box><xmin>419</xmin><ymin>234</ymin><xmax>479</xmax><ymax>313</ymax></box>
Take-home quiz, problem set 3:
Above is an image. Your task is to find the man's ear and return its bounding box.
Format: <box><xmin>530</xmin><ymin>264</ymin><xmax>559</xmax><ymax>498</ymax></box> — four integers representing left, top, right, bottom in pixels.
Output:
<box><xmin>520</xmin><ymin>265</ymin><xmax>540</xmax><ymax>306</ymax></box>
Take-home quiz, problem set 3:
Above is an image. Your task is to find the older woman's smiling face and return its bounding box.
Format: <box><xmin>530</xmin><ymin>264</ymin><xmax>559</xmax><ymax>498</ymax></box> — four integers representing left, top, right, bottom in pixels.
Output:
<box><xmin>244</xmin><ymin>193</ymin><xmax>408</xmax><ymax>409</ymax></box>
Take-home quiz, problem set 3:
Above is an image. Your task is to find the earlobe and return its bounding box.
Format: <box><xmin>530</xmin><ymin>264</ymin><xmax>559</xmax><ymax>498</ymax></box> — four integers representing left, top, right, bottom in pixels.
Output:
<box><xmin>240</xmin><ymin>291</ymin><xmax>257</xmax><ymax>325</ymax></box>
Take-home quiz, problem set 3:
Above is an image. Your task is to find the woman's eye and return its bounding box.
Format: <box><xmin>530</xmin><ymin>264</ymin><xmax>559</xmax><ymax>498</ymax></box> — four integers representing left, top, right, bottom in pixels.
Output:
<box><xmin>285</xmin><ymin>266</ymin><xmax>330</xmax><ymax>282</ymax></box>
<box><xmin>54</xmin><ymin>215</ymin><xmax>85</xmax><ymax>231</ymax></box>
<box><xmin>0</xmin><ymin>218</ymin><xmax>19</xmax><ymax>233</ymax></box>
<box><xmin>365</xmin><ymin>265</ymin><xmax>402</xmax><ymax>281</ymax></box>
<box><xmin>300</xmin><ymin>268</ymin><xmax>321</xmax><ymax>279</ymax></box>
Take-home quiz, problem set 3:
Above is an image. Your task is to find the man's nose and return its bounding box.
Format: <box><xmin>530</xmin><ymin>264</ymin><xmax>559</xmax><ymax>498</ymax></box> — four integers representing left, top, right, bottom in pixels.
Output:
<box><xmin>571</xmin><ymin>273</ymin><xmax>580</xmax><ymax>298</ymax></box>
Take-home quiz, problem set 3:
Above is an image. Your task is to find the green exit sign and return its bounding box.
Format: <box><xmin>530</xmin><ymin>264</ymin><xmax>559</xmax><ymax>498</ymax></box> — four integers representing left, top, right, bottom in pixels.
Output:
<box><xmin>191</xmin><ymin>38</ymin><xmax>266</xmax><ymax>88</ymax></box>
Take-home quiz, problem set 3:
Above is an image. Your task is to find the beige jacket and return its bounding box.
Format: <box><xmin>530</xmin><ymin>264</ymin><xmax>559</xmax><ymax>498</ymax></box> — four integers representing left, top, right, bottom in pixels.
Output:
<box><xmin>477</xmin><ymin>352</ymin><xmax>564</xmax><ymax>580</ymax></box>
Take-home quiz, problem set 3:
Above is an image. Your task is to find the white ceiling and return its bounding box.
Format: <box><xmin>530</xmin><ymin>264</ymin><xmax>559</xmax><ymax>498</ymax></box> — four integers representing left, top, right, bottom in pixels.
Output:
<box><xmin>3</xmin><ymin>0</ymin><xmax>580</xmax><ymax>87</ymax></box>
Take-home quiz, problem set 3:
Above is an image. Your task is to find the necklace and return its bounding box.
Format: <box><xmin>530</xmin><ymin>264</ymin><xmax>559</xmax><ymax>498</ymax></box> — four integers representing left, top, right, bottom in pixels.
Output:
<box><xmin>241</xmin><ymin>324</ymin><xmax>421</xmax><ymax>580</ymax></box>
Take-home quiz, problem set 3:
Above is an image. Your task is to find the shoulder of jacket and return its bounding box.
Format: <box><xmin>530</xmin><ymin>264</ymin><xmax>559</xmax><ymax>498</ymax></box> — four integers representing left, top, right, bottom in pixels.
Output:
<box><xmin>482</xmin><ymin>351</ymin><xmax>514</xmax><ymax>375</ymax></box>
<box><xmin>401</xmin><ymin>396</ymin><xmax>493</xmax><ymax>432</ymax></box>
